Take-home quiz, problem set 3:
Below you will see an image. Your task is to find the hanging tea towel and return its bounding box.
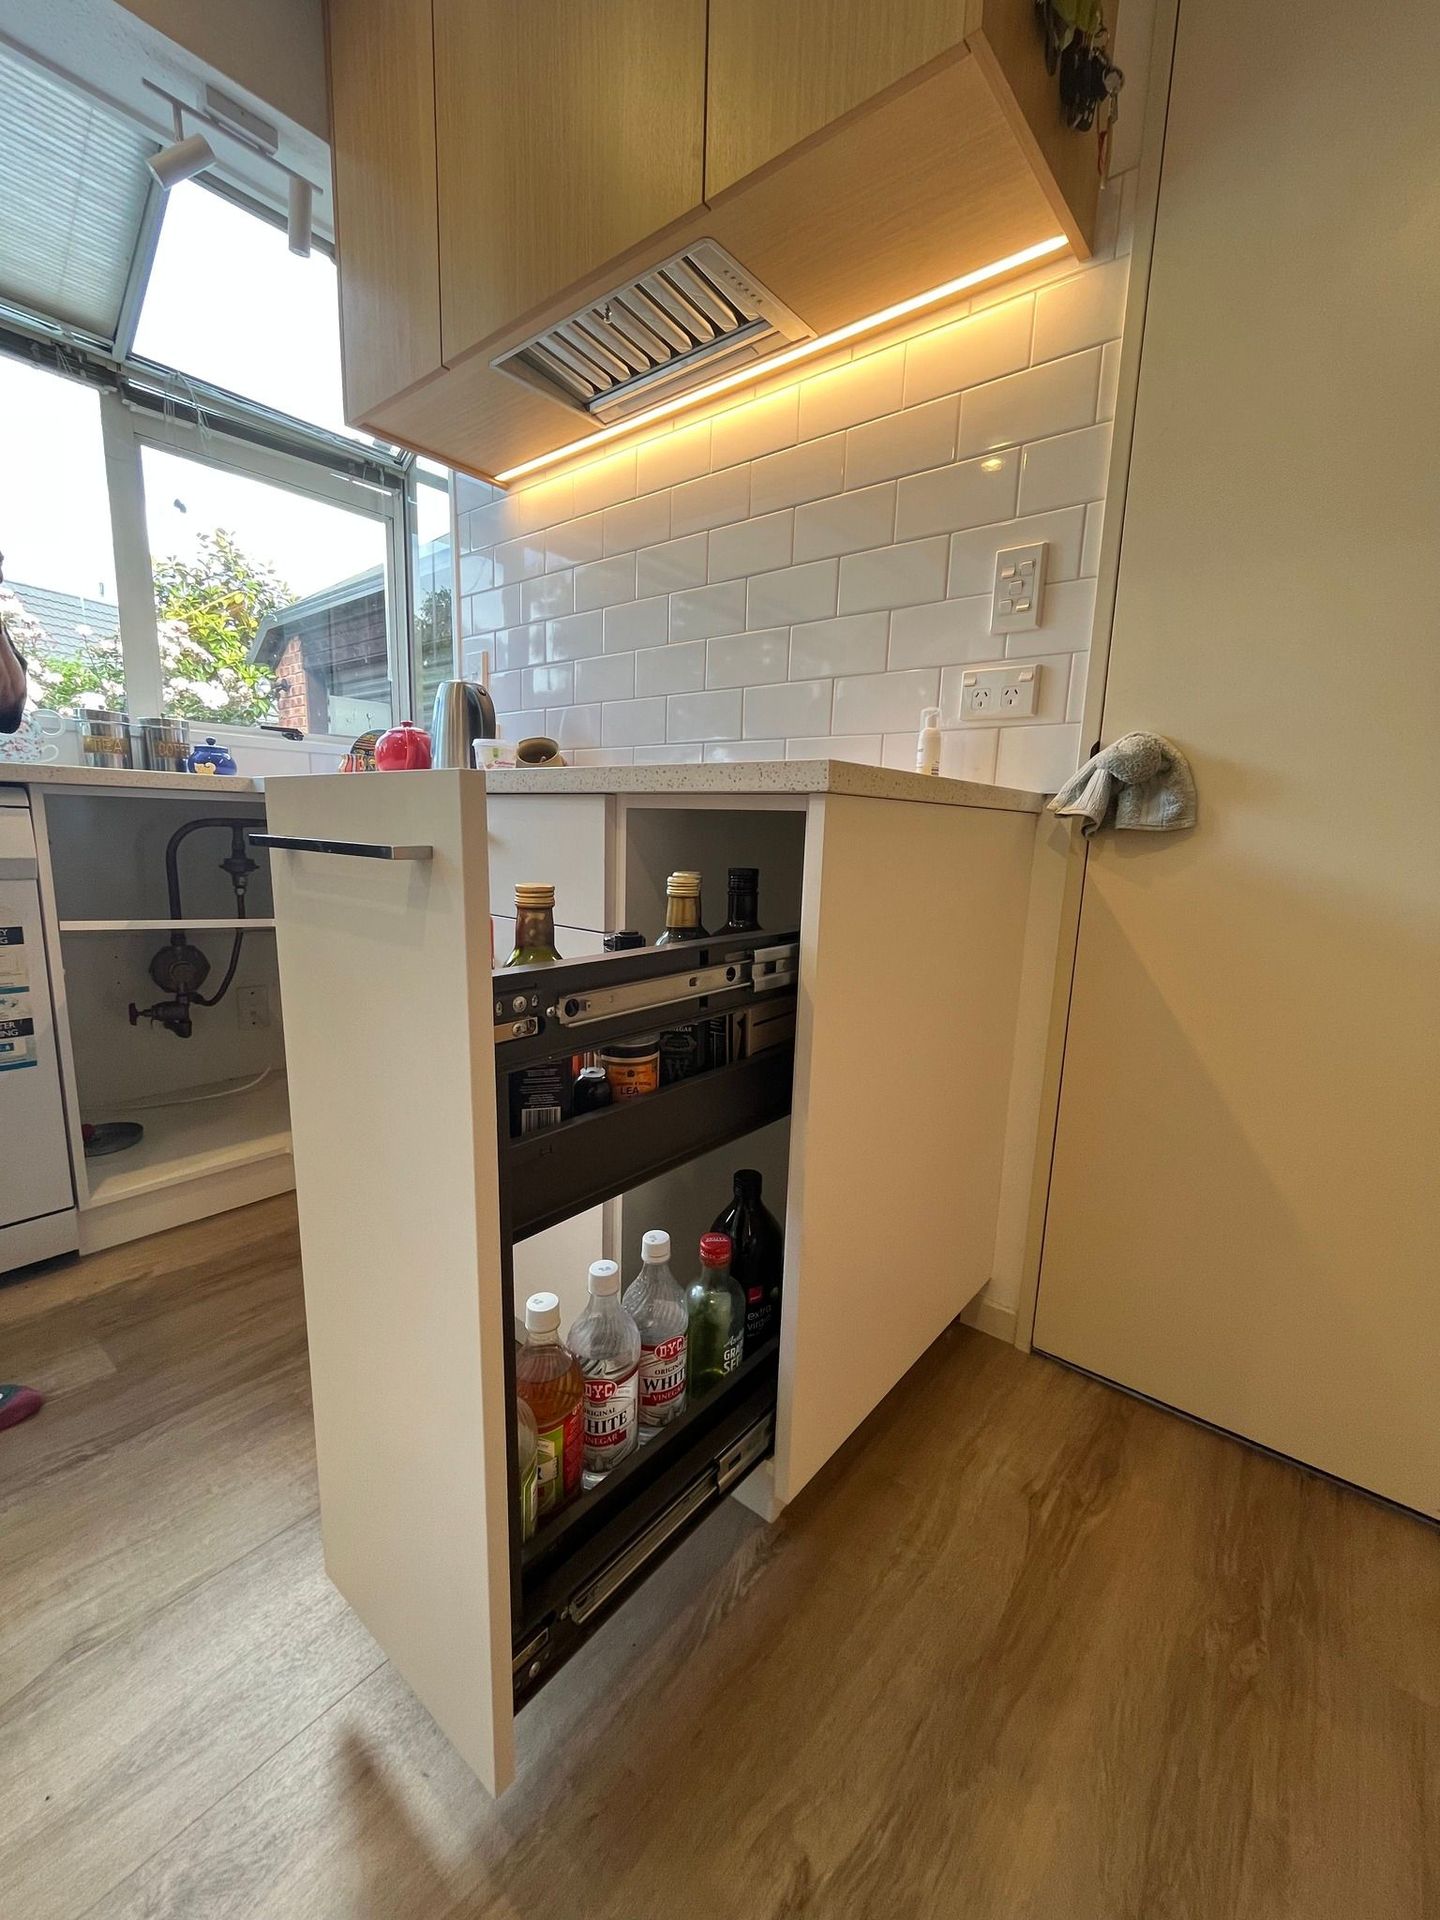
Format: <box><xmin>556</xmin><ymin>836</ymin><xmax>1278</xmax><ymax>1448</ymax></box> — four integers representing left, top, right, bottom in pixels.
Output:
<box><xmin>1047</xmin><ymin>732</ymin><xmax>1196</xmax><ymax>836</ymax></box>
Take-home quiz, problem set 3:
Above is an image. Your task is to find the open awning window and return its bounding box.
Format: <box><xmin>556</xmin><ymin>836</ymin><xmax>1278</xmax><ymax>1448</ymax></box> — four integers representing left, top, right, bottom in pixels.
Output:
<box><xmin>0</xmin><ymin>40</ymin><xmax>155</xmax><ymax>340</ymax></box>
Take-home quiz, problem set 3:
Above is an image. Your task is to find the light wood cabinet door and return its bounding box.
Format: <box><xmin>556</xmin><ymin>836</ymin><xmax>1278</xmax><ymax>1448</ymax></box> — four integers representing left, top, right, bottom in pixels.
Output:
<box><xmin>327</xmin><ymin>0</ymin><xmax>443</xmax><ymax>423</ymax></box>
<box><xmin>434</xmin><ymin>0</ymin><xmax>707</xmax><ymax>363</ymax></box>
<box><xmin>705</xmin><ymin>0</ymin><xmax>976</xmax><ymax>200</ymax></box>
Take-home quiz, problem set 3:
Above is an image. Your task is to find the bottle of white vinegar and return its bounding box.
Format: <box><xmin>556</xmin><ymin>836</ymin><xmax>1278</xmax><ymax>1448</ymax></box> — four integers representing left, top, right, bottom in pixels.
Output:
<box><xmin>623</xmin><ymin>1229</ymin><xmax>689</xmax><ymax>1437</ymax></box>
<box><xmin>567</xmin><ymin>1260</ymin><xmax>641</xmax><ymax>1487</ymax></box>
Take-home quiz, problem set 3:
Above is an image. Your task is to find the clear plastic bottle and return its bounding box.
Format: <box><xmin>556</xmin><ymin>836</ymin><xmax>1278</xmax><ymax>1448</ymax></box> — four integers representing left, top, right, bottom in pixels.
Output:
<box><xmin>686</xmin><ymin>1232</ymin><xmax>747</xmax><ymax>1398</ymax></box>
<box><xmin>567</xmin><ymin>1259</ymin><xmax>641</xmax><ymax>1488</ymax></box>
<box><xmin>623</xmin><ymin>1229</ymin><xmax>689</xmax><ymax>1438</ymax></box>
<box><xmin>516</xmin><ymin>1398</ymin><xmax>539</xmax><ymax>1542</ymax></box>
<box><xmin>515</xmin><ymin>1291</ymin><xmax>584</xmax><ymax>1518</ymax></box>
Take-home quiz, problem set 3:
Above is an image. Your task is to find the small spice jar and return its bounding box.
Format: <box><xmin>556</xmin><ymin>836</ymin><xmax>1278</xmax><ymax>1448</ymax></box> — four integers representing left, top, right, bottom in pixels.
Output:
<box><xmin>598</xmin><ymin>1033</ymin><xmax>660</xmax><ymax>1101</ymax></box>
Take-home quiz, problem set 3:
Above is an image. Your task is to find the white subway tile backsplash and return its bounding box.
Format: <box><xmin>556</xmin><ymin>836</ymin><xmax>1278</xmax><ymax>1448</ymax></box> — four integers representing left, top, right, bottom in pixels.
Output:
<box><xmin>786</xmin><ymin>733</ymin><xmax>881</xmax><ymax>765</ymax></box>
<box><xmin>520</xmin><ymin>571</ymin><xmax>574</xmax><ymax>622</ymax></box>
<box><xmin>670</xmin><ymin>578</ymin><xmax>747</xmax><ymax>643</ymax></box>
<box><xmin>459</xmin><ymin>224</ymin><xmax>1138</xmax><ymax>798</ymax></box>
<box><xmin>668</xmin><ymin>688</ymin><xmax>743</xmax><ymax>742</ymax></box>
<box><xmin>636</xmin><ymin>533</ymin><xmax>708</xmax><ymax>596</ymax></box>
<box><xmin>494</xmin><ymin>535</ymin><xmax>546</xmax><ymax>583</ymax></box>
<box><xmin>706</xmin><ymin>628</ymin><xmax>788</xmax><ymax>689</ymax></box>
<box><xmin>636</xmin><ymin>641</ymin><xmax>705</xmax><ymax>697</ymax></box>
<box><xmin>846</xmin><ymin>397</ymin><xmax>958</xmax><ymax>488</ymax></box>
<box><xmin>489</xmin><ymin>669</ymin><xmax>521</xmax><ymax>712</ymax></box>
<box><xmin>708</xmin><ymin>509</ymin><xmax>793</xmax><ymax>582</ymax></box>
<box><xmin>495</xmin><ymin>622</ymin><xmax>547</xmax><ymax>672</ymax></box>
<box><xmin>790</xmin><ymin>611</ymin><xmax>889</xmax><ymax>679</ymax></box>
<box><xmin>797</xmin><ymin>346</ymin><xmax>905</xmax><ymax>440</ymax></box>
<box><xmin>888</xmin><ymin>595</ymin><xmax>992</xmax><ymax>669</ymax></box>
<box><xmin>744</xmin><ymin>678</ymin><xmax>832</xmax><ymax>738</ymax></box>
<box><xmin>545</xmin><ymin>513</ymin><xmax>605</xmax><ymax>572</ymax></box>
<box><xmin>634</xmin><ymin>742</ymin><xmax>704</xmax><ymax>764</ymax></box>
<box><xmin>571</xmin><ymin>450</ymin><xmax>637</xmax><ymax>516</ymax></box>
<box><xmin>704</xmin><ymin>739</ymin><xmax>785</xmax><ymax>762</ymax></box>
<box><xmin>636</xmin><ymin>419</ymin><xmax>711</xmax><ymax>494</ymax></box>
<box><xmin>574</xmin><ymin>554</ymin><xmax>636</xmax><ymax>611</ymax></box>
<box><xmin>832</xmin><ymin>668</ymin><xmax>938</xmax><ymax>735</ymax></box>
<box><xmin>1018</xmin><ymin>423</ymin><xmax>1112</xmax><ymax>515</ymax></box>
<box><xmin>1081</xmin><ymin>502</ymin><xmax>1104</xmax><ymax>577</ymax></box>
<box><xmin>793</xmin><ymin>482</ymin><xmax>896</xmax><ymax>561</ymax></box>
<box><xmin>1003</xmin><ymin>577</ymin><xmax>1097</xmax><ymax>655</ymax></box>
<box><xmin>551</xmin><ymin>703</ymin><xmax>602</xmax><ymax>748</ymax></box>
<box><xmin>894</xmin><ymin>450</ymin><xmax>1019</xmax><ymax>542</ymax></box>
<box><xmin>958</xmin><ymin>350</ymin><xmax>1101</xmax><ymax>457</ymax></box>
<box><xmin>747</xmin><ymin>558</ymin><xmax>838</xmax><ymax>628</ymax></box>
<box><xmin>603</xmin><ymin>595</ymin><xmax>668</xmax><ymax>652</ymax></box>
<box><xmin>603</xmin><ymin>491</ymin><xmax>671</xmax><ymax>556</ymax></box>
<box><xmin>1031</xmin><ymin>259</ymin><xmax>1129</xmax><ymax>363</ymax></box>
<box><xmin>947</xmin><ymin>506</ymin><xmax>1086</xmax><ymax>597</ymax></box>
<box><xmin>838</xmin><ymin>536</ymin><xmax>949</xmax><ymax>614</ymax></box>
<box><xmin>710</xmin><ymin>388</ymin><xmax>798</xmax><ymax>469</ymax></box>
<box><xmin>602</xmin><ymin>696</ymin><xmax>667</xmax><ymax>747</ymax></box>
<box><xmin>902</xmin><ymin>298</ymin><xmax>1034</xmax><ymax>408</ymax></box>
<box><xmin>671</xmin><ymin>467</ymin><xmax>749</xmax><ymax>536</ymax></box>
<box><xmin>575</xmin><ymin>652</ymin><xmax>635</xmax><ymax>704</ymax></box>
<box><xmin>750</xmin><ymin>434</ymin><xmax>847</xmax><ymax>515</ymax></box>
<box><xmin>1097</xmin><ymin>340</ymin><xmax>1122</xmax><ymax>421</ymax></box>
<box><xmin>995</xmin><ymin>722</ymin><xmax>1083</xmax><ymax>793</ymax></box>
<box><xmin>522</xmin><ymin>663</ymin><xmax>572</xmax><ymax>710</ymax></box>
<box><xmin>939</xmin><ymin>726</ymin><xmax>999</xmax><ymax>783</ymax></box>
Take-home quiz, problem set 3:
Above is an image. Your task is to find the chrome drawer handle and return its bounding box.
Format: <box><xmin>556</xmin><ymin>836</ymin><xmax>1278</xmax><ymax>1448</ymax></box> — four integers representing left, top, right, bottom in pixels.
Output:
<box><xmin>250</xmin><ymin>834</ymin><xmax>432</xmax><ymax>861</ymax></box>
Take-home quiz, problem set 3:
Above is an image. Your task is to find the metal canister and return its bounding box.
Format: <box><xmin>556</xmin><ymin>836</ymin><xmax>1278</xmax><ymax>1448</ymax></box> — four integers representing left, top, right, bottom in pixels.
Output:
<box><xmin>80</xmin><ymin>710</ymin><xmax>133</xmax><ymax>769</ymax></box>
<box><xmin>137</xmin><ymin>716</ymin><xmax>191</xmax><ymax>772</ymax></box>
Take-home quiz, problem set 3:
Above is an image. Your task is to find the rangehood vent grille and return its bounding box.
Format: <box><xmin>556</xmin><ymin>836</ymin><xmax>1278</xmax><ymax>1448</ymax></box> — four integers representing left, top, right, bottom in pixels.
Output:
<box><xmin>492</xmin><ymin>241</ymin><xmax>812</xmax><ymax>424</ymax></box>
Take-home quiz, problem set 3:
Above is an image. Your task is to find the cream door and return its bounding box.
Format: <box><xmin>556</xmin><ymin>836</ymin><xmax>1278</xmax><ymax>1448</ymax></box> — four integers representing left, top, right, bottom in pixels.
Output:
<box><xmin>1033</xmin><ymin>0</ymin><xmax>1440</xmax><ymax>1514</ymax></box>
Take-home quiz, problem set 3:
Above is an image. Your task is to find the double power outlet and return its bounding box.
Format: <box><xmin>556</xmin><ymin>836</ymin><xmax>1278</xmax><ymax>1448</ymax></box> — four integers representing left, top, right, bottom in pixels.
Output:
<box><xmin>958</xmin><ymin>663</ymin><xmax>1040</xmax><ymax>721</ymax></box>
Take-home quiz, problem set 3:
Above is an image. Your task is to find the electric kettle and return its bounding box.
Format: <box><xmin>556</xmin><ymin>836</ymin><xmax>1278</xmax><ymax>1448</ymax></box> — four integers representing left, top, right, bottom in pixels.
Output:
<box><xmin>429</xmin><ymin>678</ymin><xmax>497</xmax><ymax>769</ymax></box>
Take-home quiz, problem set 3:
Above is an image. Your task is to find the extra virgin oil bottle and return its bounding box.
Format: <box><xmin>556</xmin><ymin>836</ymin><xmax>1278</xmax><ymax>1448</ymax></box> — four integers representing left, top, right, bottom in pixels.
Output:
<box><xmin>623</xmin><ymin>1230</ymin><xmax>688</xmax><ymax>1437</ymax></box>
<box><xmin>508</xmin><ymin>882</ymin><xmax>562</xmax><ymax>965</ymax></box>
<box><xmin>686</xmin><ymin>1233</ymin><xmax>746</xmax><ymax>1397</ymax></box>
<box><xmin>712</xmin><ymin>1168</ymin><xmax>783</xmax><ymax>1350</ymax></box>
<box><xmin>516</xmin><ymin>1292</ymin><xmax>583</xmax><ymax>1518</ymax></box>
<box><xmin>655</xmin><ymin>870</ymin><xmax>706</xmax><ymax>946</ymax></box>
<box><xmin>567</xmin><ymin>1260</ymin><xmax>640</xmax><ymax>1487</ymax></box>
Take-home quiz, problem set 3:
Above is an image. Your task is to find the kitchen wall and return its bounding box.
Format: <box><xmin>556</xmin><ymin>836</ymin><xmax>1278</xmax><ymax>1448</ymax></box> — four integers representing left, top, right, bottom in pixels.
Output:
<box><xmin>456</xmin><ymin>172</ymin><xmax>1136</xmax><ymax>795</ymax></box>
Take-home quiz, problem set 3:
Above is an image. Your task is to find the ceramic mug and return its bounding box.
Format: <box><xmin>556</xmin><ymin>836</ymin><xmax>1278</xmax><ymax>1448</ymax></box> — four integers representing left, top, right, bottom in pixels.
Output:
<box><xmin>0</xmin><ymin>709</ymin><xmax>65</xmax><ymax>764</ymax></box>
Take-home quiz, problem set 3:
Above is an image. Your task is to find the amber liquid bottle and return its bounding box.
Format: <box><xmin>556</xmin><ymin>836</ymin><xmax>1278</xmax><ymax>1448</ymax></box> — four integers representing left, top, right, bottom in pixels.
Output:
<box><xmin>515</xmin><ymin>1291</ymin><xmax>584</xmax><ymax>1518</ymax></box>
<box><xmin>508</xmin><ymin>882</ymin><xmax>562</xmax><ymax>964</ymax></box>
<box><xmin>654</xmin><ymin>870</ymin><xmax>707</xmax><ymax>946</ymax></box>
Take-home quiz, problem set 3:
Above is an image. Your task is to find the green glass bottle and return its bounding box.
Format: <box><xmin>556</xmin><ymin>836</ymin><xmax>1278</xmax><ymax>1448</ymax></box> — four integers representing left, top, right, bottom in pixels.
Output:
<box><xmin>508</xmin><ymin>882</ymin><xmax>561</xmax><ymax>965</ymax></box>
<box><xmin>654</xmin><ymin>870</ymin><xmax>707</xmax><ymax>946</ymax></box>
<box><xmin>686</xmin><ymin>1232</ymin><xmax>746</xmax><ymax>1397</ymax></box>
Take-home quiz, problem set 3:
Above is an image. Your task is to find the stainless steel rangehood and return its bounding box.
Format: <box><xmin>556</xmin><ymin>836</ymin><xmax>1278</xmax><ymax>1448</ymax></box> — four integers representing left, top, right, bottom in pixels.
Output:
<box><xmin>491</xmin><ymin>241</ymin><xmax>812</xmax><ymax>424</ymax></box>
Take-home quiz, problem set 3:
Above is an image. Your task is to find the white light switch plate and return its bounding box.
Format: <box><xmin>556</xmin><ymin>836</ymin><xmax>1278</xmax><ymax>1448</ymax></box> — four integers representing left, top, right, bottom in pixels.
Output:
<box><xmin>990</xmin><ymin>541</ymin><xmax>1047</xmax><ymax>634</ymax></box>
<box><xmin>958</xmin><ymin>663</ymin><xmax>1041</xmax><ymax>721</ymax></box>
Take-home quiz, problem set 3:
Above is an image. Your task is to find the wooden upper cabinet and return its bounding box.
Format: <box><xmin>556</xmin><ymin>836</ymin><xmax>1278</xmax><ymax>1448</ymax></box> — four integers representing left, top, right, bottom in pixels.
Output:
<box><xmin>326</xmin><ymin>0</ymin><xmax>443</xmax><ymax>424</ymax></box>
<box><xmin>433</xmin><ymin>0</ymin><xmax>708</xmax><ymax>365</ymax></box>
<box><xmin>704</xmin><ymin>0</ymin><xmax>979</xmax><ymax>200</ymax></box>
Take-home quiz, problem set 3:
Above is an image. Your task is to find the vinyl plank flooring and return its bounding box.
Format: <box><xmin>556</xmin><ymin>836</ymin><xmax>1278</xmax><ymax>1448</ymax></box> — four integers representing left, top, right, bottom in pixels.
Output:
<box><xmin>3</xmin><ymin>1197</ymin><xmax>1437</xmax><ymax>1920</ymax></box>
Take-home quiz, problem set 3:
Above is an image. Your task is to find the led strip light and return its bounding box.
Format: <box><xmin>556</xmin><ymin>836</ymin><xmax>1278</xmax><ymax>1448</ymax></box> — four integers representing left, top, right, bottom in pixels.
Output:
<box><xmin>494</xmin><ymin>235</ymin><xmax>1070</xmax><ymax>487</ymax></box>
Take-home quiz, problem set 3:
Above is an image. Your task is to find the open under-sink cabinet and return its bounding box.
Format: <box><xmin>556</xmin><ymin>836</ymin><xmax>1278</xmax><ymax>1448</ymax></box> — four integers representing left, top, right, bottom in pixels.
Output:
<box><xmin>265</xmin><ymin>768</ymin><xmax>1035</xmax><ymax>1792</ymax></box>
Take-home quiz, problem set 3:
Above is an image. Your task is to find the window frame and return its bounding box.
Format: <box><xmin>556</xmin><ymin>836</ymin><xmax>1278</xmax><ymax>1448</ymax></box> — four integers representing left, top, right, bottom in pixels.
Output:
<box><xmin>0</xmin><ymin>258</ymin><xmax>460</xmax><ymax>738</ymax></box>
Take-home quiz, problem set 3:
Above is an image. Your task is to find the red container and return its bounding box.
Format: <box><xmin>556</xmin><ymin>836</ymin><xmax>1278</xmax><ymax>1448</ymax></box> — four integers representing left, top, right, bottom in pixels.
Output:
<box><xmin>374</xmin><ymin>721</ymin><xmax>432</xmax><ymax>771</ymax></box>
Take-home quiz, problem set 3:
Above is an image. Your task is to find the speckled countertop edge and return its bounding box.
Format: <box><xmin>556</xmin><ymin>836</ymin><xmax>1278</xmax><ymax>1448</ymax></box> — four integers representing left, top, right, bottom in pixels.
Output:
<box><xmin>0</xmin><ymin>764</ymin><xmax>262</xmax><ymax>794</ymax></box>
<box><xmin>481</xmin><ymin>758</ymin><xmax>1045</xmax><ymax>813</ymax></box>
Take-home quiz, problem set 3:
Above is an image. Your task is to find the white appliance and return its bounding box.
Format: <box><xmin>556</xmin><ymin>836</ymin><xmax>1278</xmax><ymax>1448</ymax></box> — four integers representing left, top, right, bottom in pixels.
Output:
<box><xmin>0</xmin><ymin>790</ymin><xmax>77</xmax><ymax>1270</ymax></box>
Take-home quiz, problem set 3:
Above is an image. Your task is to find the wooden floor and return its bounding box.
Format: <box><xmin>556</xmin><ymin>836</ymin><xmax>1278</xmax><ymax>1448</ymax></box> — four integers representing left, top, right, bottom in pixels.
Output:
<box><xmin>2</xmin><ymin>1197</ymin><xmax>1437</xmax><ymax>1920</ymax></box>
